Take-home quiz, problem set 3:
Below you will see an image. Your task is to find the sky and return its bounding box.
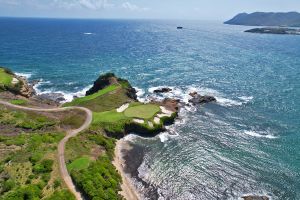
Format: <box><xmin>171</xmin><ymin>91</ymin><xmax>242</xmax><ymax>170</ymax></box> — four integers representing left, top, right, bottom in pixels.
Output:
<box><xmin>0</xmin><ymin>0</ymin><xmax>299</xmax><ymax>20</ymax></box>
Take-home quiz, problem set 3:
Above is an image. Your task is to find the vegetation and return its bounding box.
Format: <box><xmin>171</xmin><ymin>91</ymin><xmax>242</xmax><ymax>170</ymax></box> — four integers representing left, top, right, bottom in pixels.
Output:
<box><xmin>0</xmin><ymin>68</ymin><xmax>13</xmax><ymax>86</ymax></box>
<box><xmin>71</xmin><ymin>156</ymin><xmax>122</xmax><ymax>200</ymax></box>
<box><xmin>66</xmin><ymin>132</ymin><xmax>122</xmax><ymax>199</ymax></box>
<box><xmin>0</xmin><ymin>106</ymin><xmax>57</xmax><ymax>130</ymax></box>
<box><xmin>67</xmin><ymin>156</ymin><xmax>91</xmax><ymax>172</ymax></box>
<box><xmin>0</xmin><ymin>132</ymin><xmax>72</xmax><ymax>200</ymax></box>
<box><xmin>0</xmin><ymin>67</ymin><xmax>23</xmax><ymax>93</ymax></box>
<box><xmin>9</xmin><ymin>99</ymin><xmax>28</xmax><ymax>105</ymax></box>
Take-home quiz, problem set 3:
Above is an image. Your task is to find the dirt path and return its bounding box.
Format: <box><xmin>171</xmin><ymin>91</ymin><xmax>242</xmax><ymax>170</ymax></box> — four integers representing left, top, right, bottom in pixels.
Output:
<box><xmin>0</xmin><ymin>100</ymin><xmax>92</xmax><ymax>200</ymax></box>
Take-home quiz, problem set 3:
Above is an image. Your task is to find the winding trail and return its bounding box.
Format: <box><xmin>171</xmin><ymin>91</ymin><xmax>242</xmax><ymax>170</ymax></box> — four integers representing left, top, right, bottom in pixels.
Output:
<box><xmin>0</xmin><ymin>100</ymin><xmax>92</xmax><ymax>200</ymax></box>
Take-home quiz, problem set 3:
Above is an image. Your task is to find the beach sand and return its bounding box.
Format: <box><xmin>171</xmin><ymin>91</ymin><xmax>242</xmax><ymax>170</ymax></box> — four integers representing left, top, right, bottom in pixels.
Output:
<box><xmin>113</xmin><ymin>139</ymin><xmax>140</xmax><ymax>200</ymax></box>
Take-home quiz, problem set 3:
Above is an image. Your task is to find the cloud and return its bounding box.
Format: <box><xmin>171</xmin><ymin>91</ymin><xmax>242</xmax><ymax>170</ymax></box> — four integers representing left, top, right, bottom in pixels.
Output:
<box><xmin>52</xmin><ymin>0</ymin><xmax>113</xmax><ymax>10</ymax></box>
<box><xmin>0</xmin><ymin>0</ymin><xmax>114</xmax><ymax>10</ymax></box>
<box><xmin>0</xmin><ymin>0</ymin><xmax>20</xmax><ymax>6</ymax></box>
<box><xmin>78</xmin><ymin>0</ymin><xmax>113</xmax><ymax>10</ymax></box>
<box><xmin>121</xmin><ymin>2</ymin><xmax>148</xmax><ymax>12</ymax></box>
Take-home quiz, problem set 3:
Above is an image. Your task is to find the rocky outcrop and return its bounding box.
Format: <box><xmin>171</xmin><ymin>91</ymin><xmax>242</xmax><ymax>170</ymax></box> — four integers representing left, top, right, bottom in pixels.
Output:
<box><xmin>152</xmin><ymin>98</ymin><xmax>180</xmax><ymax>112</ymax></box>
<box><xmin>37</xmin><ymin>92</ymin><xmax>66</xmax><ymax>103</ymax></box>
<box><xmin>153</xmin><ymin>87</ymin><xmax>172</xmax><ymax>93</ymax></box>
<box><xmin>16</xmin><ymin>76</ymin><xmax>35</xmax><ymax>98</ymax></box>
<box><xmin>86</xmin><ymin>73</ymin><xmax>118</xmax><ymax>96</ymax></box>
<box><xmin>85</xmin><ymin>73</ymin><xmax>137</xmax><ymax>100</ymax></box>
<box><xmin>242</xmin><ymin>195</ymin><xmax>269</xmax><ymax>200</ymax></box>
<box><xmin>188</xmin><ymin>92</ymin><xmax>216</xmax><ymax>105</ymax></box>
<box><xmin>2</xmin><ymin>69</ymin><xmax>35</xmax><ymax>98</ymax></box>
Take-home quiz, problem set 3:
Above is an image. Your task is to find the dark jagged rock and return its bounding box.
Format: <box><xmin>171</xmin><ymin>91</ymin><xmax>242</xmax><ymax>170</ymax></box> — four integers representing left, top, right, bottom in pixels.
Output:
<box><xmin>188</xmin><ymin>92</ymin><xmax>216</xmax><ymax>104</ymax></box>
<box><xmin>153</xmin><ymin>87</ymin><xmax>172</xmax><ymax>93</ymax></box>
<box><xmin>242</xmin><ymin>195</ymin><xmax>269</xmax><ymax>200</ymax></box>
<box><xmin>151</xmin><ymin>98</ymin><xmax>180</xmax><ymax>112</ymax></box>
<box><xmin>38</xmin><ymin>93</ymin><xmax>66</xmax><ymax>103</ymax></box>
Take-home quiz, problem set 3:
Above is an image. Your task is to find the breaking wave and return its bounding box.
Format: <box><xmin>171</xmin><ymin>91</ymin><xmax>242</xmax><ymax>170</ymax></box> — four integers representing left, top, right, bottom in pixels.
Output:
<box><xmin>244</xmin><ymin>130</ymin><xmax>278</xmax><ymax>139</ymax></box>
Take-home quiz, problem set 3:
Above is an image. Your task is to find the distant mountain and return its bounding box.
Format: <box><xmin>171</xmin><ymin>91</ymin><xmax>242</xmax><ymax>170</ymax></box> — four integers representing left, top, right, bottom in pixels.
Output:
<box><xmin>224</xmin><ymin>12</ymin><xmax>300</xmax><ymax>27</ymax></box>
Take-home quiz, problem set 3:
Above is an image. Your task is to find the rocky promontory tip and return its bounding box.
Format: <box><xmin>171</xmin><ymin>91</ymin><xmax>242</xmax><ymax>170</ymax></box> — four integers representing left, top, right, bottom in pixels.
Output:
<box><xmin>188</xmin><ymin>91</ymin><xmax>216</xmax><ymax>105</ymax></box>
<box><xmin>153</xmin><ymin>87</ymin><xmax>172</xmax><ymax>93</ymax></box>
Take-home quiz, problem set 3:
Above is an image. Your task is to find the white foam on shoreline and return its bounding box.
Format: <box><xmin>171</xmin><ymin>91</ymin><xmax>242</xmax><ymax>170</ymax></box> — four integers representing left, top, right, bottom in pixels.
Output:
<box><xmin>15</xmin><ymin>72</ymin><xmax>32</xmax><ymax>79</ymax></box>
<box><xmin>34</xmin><ymin>80</ymin><xmax>92</xmax><ymax>103</ymax></box>
<box><xmin>148</xmin><ymin>85</ymin><xmax>253</xmax><ymax>107</ymax></box>
<box><xmin>134</xmin><ymin>87</ymin><xmax>146</xmax><ymax>102</ymax></box>
<box><xmin>244</xmin><ymin>130</ymin><xmax>278</xmax><ymax>139</ymax></box>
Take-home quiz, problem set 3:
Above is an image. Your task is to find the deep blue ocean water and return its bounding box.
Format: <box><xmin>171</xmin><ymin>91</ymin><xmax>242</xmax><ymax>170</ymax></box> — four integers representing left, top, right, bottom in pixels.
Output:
<box><xmin>0</xmin><ymin>17</ymin><xmax>299</xmax><ymax>199</ymax></box>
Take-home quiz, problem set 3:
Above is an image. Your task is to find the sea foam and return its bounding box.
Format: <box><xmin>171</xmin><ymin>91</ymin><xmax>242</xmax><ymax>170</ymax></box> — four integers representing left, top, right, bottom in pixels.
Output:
<box><xmin>244</xmin><ymin>130</ymin><xmax>278</xmax><ymax>139</ymax></box>
<box><xmin>15</xmin><ymin>72</ymin><xmax>32</xmax><ymax>79</ymax></box>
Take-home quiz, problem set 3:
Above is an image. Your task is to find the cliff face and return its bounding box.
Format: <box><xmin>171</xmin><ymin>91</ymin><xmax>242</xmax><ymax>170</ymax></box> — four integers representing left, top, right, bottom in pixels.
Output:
<box><xmin>224</xmin><ymin>12</ymin><xmax>300</xmax><ymax>27</ymax></box>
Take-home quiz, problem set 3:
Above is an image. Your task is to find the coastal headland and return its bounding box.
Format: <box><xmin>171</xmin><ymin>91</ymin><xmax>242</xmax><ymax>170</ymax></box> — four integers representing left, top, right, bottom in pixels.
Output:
<box><xmin>0</xmin><ymin>67</ymin><xmax>182</xmax><ymax>200</ymax></box>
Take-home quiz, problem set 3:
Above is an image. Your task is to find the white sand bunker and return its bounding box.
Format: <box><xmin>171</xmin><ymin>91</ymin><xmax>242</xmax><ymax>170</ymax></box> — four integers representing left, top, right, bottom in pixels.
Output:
<box><xmin>148</xmin><ymin>121</ymin><xmax>154</xmax><ymax>128</ymax></box>
<box><xmin>11</xmin><ymin>78</ymin><xmax>19</xmax><ymax>84</ymax></box>
<box><xmin>133</xmin><ymin>119</ymin><xmax>144</xmax><ymax>124</ymax></box>
<box><xmin>154</xmin><ymin>117</ymin><xmax>160</xmax><ymax>124</ymax></box>
<box><xmin>117</xmin><ymin>103</ymin><xmax>129</xmax><ymax>113</ymax></box>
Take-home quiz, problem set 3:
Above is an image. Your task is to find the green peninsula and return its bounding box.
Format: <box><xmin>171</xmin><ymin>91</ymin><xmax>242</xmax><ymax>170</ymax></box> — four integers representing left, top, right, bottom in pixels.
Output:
<box><xmin>0</xmin><ymin>67</ymin><xmax>178</xmax><ymax>200</ymax></box>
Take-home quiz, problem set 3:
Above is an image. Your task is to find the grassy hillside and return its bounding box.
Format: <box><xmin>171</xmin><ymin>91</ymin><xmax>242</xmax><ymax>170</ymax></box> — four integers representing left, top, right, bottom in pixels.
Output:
<box><xmin>0</xmin><ymin>106</ymin><xmax>89</xmax><ymax>200</ymax></box>
<box><xmin>0</xmin><ymin>132</ymin><xmax>75</xmax><ymax>200</ymax></box>
<box><xmin>0</xmin><ymin>68</ymin><xmax>13</xmax><ymax>86</ymax></box>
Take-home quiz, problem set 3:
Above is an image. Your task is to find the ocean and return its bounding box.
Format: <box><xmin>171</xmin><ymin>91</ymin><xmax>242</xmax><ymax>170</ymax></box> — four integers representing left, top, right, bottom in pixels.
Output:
<box><xmin>0</xmin><ymin>17</ymin><xmax>299</xmax><ymax>199</ymax></box>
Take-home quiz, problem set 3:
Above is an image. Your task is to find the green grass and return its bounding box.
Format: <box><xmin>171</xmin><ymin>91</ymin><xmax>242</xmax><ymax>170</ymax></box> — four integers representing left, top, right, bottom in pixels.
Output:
<box><xmin>10</xmin><ymin>99</ymin><xmax>27</xmax><ymax>105</ymax></box>
<box><xmin>0</xmin><ymin>68</ymin><xmax>13</xmax><ymax>86</ymax></box>
<box><xmin>93</xmin><ymin>110</ymin><xmax>128</xmax><ymax>123</ymax></box>
<box><xmin>63</xmin><ymin>84</ymin><xmax>119</xmax><ymax>107</ymax></box>
<box><xmin>124</xmin><ymin>104</ymin><xmax>160</xmax><ymax>119</ymax></box>
<box><xmin>67</xmin><ymin>156</ymin><xmax>91</xmax><ymax>172</ymax></box>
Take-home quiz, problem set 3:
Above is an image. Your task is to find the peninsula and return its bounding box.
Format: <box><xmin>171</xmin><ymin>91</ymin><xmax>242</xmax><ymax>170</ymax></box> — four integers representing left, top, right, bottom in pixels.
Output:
<box><xmin>224</xmin><ymin>12</ymin><xmax>300</xmax><ymax>27</ymax></box>
<box><xmin>0</xmin><ymin>67</ymin><xmax>179</xmax><ymax>200</ymax></box>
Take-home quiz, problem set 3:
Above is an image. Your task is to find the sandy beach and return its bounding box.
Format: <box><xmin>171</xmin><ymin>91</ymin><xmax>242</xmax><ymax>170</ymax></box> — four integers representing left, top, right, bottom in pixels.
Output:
<box><xmin>113</xmin><ymin>139</ymin><xmax>140</xmax><ymax>200</ymax></box>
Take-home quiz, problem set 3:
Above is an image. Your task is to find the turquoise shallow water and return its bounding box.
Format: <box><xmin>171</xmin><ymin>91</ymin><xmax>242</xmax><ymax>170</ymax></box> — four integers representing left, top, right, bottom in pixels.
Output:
<box><xmin>0</xmin><ymin>18</ymin><xmax>299</xmax><ymax>199</ymax></box>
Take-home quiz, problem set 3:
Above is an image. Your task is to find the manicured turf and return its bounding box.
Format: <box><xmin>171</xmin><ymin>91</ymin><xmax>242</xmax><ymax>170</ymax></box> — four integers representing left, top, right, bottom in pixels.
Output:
<box><xmin>93</xmin><ymin>110</ymin><xmax>128</xmax><ymax>123</ymax></box>
<box><xmin>67</xmin><ymin>156</ymin><xmax>91</xmax><ymax>172</ymax></box>
<box><xmin>63</xmin><ymin>84</ymin><xmax>120</xmax><ymax>107</ymax></box>
<box><xmin>124</xmin><ymin>104</ymin><xmax>160</xmax><ymax>119</ymax></box>
<box><xmin>0</xmin><ymin>68</ymin><xmax>13</xmax><ymax>86</ymax></box>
